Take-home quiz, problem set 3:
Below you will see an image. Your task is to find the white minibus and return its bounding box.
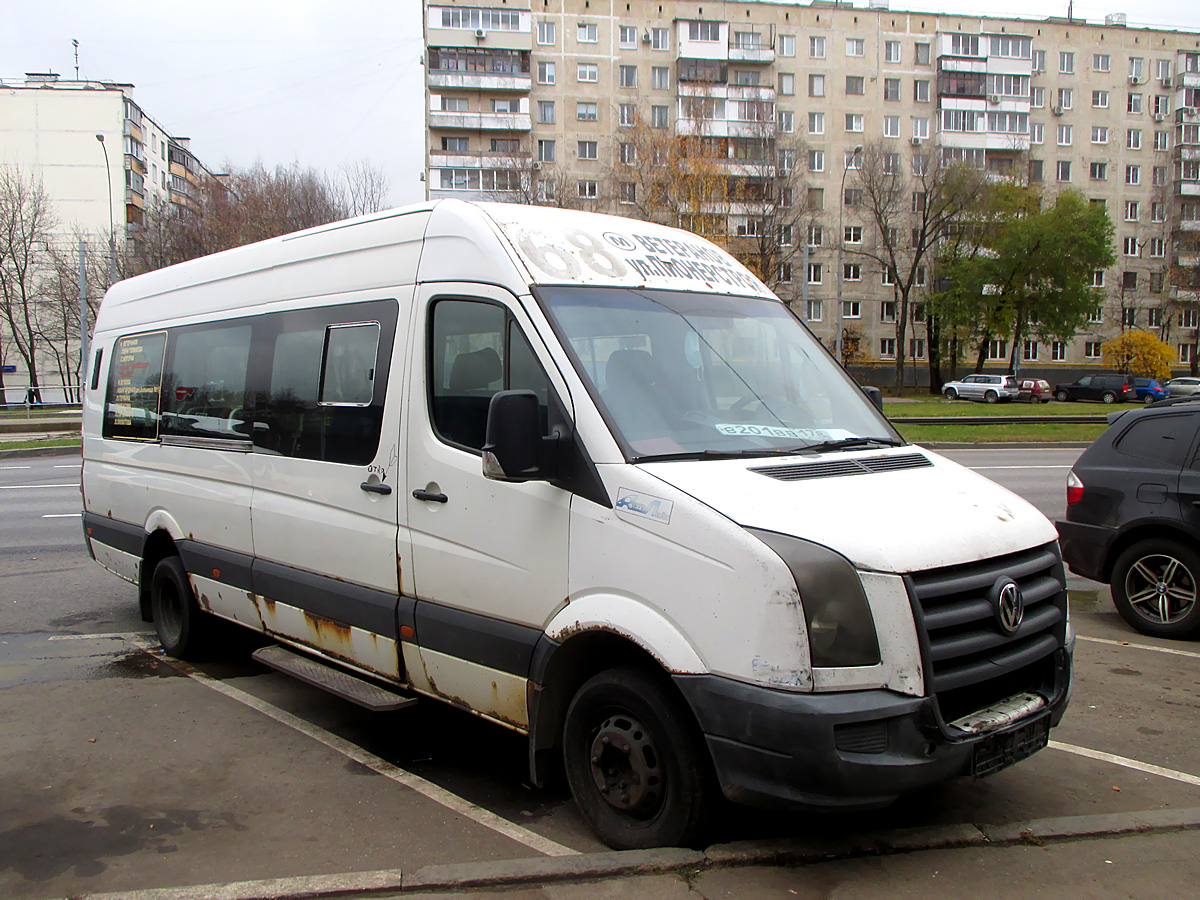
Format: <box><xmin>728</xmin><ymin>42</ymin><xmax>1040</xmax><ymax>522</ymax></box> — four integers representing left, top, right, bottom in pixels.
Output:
<box><xmin>82</xmin><ymin>200</ymin><xmax>1073</xmax><ymax>849</ymax></box>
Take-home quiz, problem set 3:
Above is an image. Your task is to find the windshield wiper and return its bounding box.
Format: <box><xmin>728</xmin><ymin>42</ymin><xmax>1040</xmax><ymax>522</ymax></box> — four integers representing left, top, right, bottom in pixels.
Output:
<box><xmin>798</xmin><ymin>436</ymin><xmax>905</xmax><ymax>454</ymax></box>
<box><xmin>632</xmin><ymin>448</ymin><xmax>809</xmax><ymax>462</ymax></box>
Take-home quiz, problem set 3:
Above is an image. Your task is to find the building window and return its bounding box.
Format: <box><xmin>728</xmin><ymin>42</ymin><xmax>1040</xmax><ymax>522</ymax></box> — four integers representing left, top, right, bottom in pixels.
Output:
<box><xmin>1057</xmin><ymin>160</ymin><xmax>1072</xmax><ymax>181</ymax></box>
<box><xmin>884</xmin><ymin>116</ymin><xmax>900</xmax><ymax>138</ymax></box>
<box><xmin>441</xmin><ymin>137</ymin><xmax>468</xmax><ymax>152</ymax></box>
<box><xmin>1180</xmin><ymin>345</ymin><xmax>1196</xmax><ymax>364</ymax></box>
<box><xmin>1052</xmin><ymin>341</ymin><xmax>1067</xmax><ymax>361</ymax></box>
<box><xmin>807</xmin><ymin>73</ymin><xmax>824</xmax><ymax>97</ymax></box>
<box><xmin>1033</xmin><ymin>49</ymin><xmax>1047</xmax><ymax>71</ymax></box>
<box><xmin>577</xmin><ymin>179</ymin><xmax>598</xmax><ymax>198</ymax></box>
<box><xmin>846</xmin><ymin>38</ymin><xmax>865</xmax><ymax>57</ymax></box>
<box><xmin>1030</xmin><ymin>160</ymin><xmax>1044</xmax><ymax>182</ymax></box>
<box><xmin>884</xmin><ymin>78</ymin><xmax>901</xmax><ymax>101</ymax></box>
<box><xmin>1128</xmin><ymin>129</ymin><xmax>1142</xmax><ymax>150</ymax></box>
<box><xmin>951</xmin><ymin>34</ymin><xmax>980</xmax><ymax>56</ymax></box>
<box><xmin>910</xmin><ymin>338</ymin><xmax>927</xmax><ymax>359</ymax></box>
<box><xmin>844</xmin><ymin>188</ymin><xmax>863</xmax><ymax>207</ymax></box>
<box><xmin>537</xmin><ymin>101</ymin><xmax>555</xmax><ymax>124</ymax></box>
<box><xmin>1123</xmin><ymin>308</ymin><xmax>1138</xmax><ymax>327</ymax></box>
<box><xmin>880</xmin><ymin>338</ymin><xmax>897</xmax><ymax>359</ymax></box>
<box><xmin>1126</xmin><ymin>165</ymin><xmax>1141</xmax><ymax>185</ymax></box>
<box><xmin>843</xmin><ymin>301</ymin><xmax>862</xmax><ymax>318</ymax></box>
<box><xmin>1058</xmin><ymin>88</ymin><xmax>1073</xmax><ymax>110</ymax></box>
<box><xmin>779</xmin><ymin>72</ymin><xmax>796</xmax><ymax>95</ymax></box>
<box><xmin>845</xmin><ymin>113</ymin><xmax>864</xmax><ymax>133</ymax></box>
<box><xmin>1031</xmin><ymin>123</ymin><xmax>1044</xmax><ymax>144</ymax></box>
<box><xmin>1060</xmin><ymin>52</ymin><xmax>1075</xmax><ymax>74</ymax></box>
<box><xmin>807</xmin><ymin>299</ymin><xmax>823</xmax><ymax>321</ymax></box>
<box><xmin>844</xmin><ymin>225</ymin><xmax>863</xmax><ymax>244</ymax></box>
<box><xmin>1032</xmin><ymin>86</ymin><xmax>1045</xmax><ymax>108</ymax></box>
<box><xmin>846</xmin><ymin>75</ymin><xmax>865</xmax><ymax>95</ymax></box>
<box><xmin>915</xmin><ymin>42</ymin><xmax>931</xmax><ymax>65</ymax></box>
<box><xmin>651</xmin><ymin>105</ymin><xmax>668</xmax><ymax>128</ymax></box>
<box><xmin>577</xmin><ymin>102</ymin><xmax>598</xmax><ymax>121</ymax></box>
<box><xmin>808</xmin><ymin>225</ymin><xmax>823</xmax><ymax>246</ymax></box>
<box><xmin>537</xmin><ymin>21</ymin><xmax>556</xmax><ymax>45</ymax></box>
<box><xmin>1150</xmin><ymin>238</ymin><xmax>1166</xmax><ymax>258</ymax></box>
<box><xmin>777</xmin><ymin>263</ymin><xmax>793</xmax><ymax>283</ymax></box>
<box><xmin>652</xmin><ymin>28</ymin><xmax>669</xmax><ymax>50</ymax></box>
<box><xmin>807</xmin><ymin>263</ymin><xmax>823</xmax><ymax>284</ymax></box>
<box><xmin>1059</xmin><ymin>125</ymin><xmax>1074</xmax><ymax>146</ymax></box>
<box><xmin>1090</xmin><ymin>162</ymin><xmax>1107</xmax><ymax>180</ymax></box>
<box><xmin>914</xmin><ymin>80</ymin><xmax>930</xmax><ymax>103</ymax></box>
<box><xmin>619</xmin><ymin>65</ymin><xmax>637</xmax><ymax>88</ymax></box>
<box><xmin>619</xmin><ymin>25</ymin><xmax>637</xmax><ymax>47</ymax></box>
<box><xmin>808</xmin><ymin>149</ymin><xmax>824</xmax><ymax>172</ymax></box>
<box><xmin>1090</xmin><ymin>126</ymin><xmax>1106</xmax><ymax>145</ymax></box>
<box><xmin>619</xmin><ymin>104</ymin><xmax>636</xmax><ymax>126</ymax></box>
<box><xmin>1154</xmin><ymin>166</ymin><xmax>1168</xmax><ymax>187</ymax></box>
<box><xmin>913</xmin><ymin>118</ymin><xmax>929</xmax><ymax>140</ymax></box>
<box><xmin>618</xmin><ymin>182</ymin><xmax>636</xmax><ymax>204</ymax></box>
<box><xmin>1123</xmin><ymin>272</ymin><xmax>1138</xmax><ymax>291</ymax></box>
<box><xmin>1130</xmin><ymin>57</ymin><xmax>1146</xmax><ymax>81</ymax></box>
<box><xmin>881</xmin><ymin>300</ymin><xmax>897</xmax><ymax>320</ymax></box>
<box><xmin>577</xmin><ymin>63</ymin><xmax>598</xmax><ymax>82</ymax></box>
<box><xmin>1094</xmin><ymin>53</ymin><xmax>1110</xmax><ymax>72</ymax></box>
<box><xmin>1155</xmin><ymin>131</ymin><xmax>1170</xmax><ymax>151</ymax></box>
<box><xmin>843</xmin><ymin>264</ymin><xmax>862</xmax><ymax>282</ymax></box>
<box><xmin>652</xmin><ymin>67</ymin><xmax>669</xmax><ymax>90</ymax></box>
<box><xmin>1124</xmin><ymin>236</ymin><xmax>1141</xmax><ymax>256</ymax></box>
<box><xmin>779</xmin><ymin>111</ymin><xmax>794</xmax><ymax>133</ymax></box>
<box><xmin>577</xmin><ymin>23</ymin><xmax>598</xmax><ymax>43</ymax></box>
<box><xmin>1023</xmin><ymin>341</ymin><xmax>1039</xmax><ymax>361</ymax></box>
<box><xmin>809</xmin><ymin>112</ymin><xmax>825</xmax><ymax>135</ymax></box>
<box><xmin>1085</xmin><ymin>342</ymin><xmax>1102</xmax><ymax>359</ymax></box>
<box><xmin>1093</xmin><ymin>90</ymin><xmax>1109</xmax><ymax>108</ymax></box>
<box><xmin>1184</xmin><ymin>309</ymin><xmax>1200</xmax><ymax>329</ymax></box>
<box><xmin>577</xmin><ymin>140</ymin><xmax>598</xmax><ymax>160</ymax></box>
<box><xmin>1148</xmin><ymin>307</ymin><xmax>1163</xmax><ymax>326</ymax></box>
<box><xmin>1125</xmin><ymin>201</ymin><xmax>1140</xmax><ymax>221</ymax></box>
<box><xmin>537</xmin><ymin>140</ymin><xmax>555</xmax><ymax>162</ymax></box>
<box><xmin>688</xmin><ymin>21</ymin><xmax>720</xmax><ymax>42</ymax></box>
<box><xmin>1152</xmin><ymin>202</ymin><xmax>1166</xmax><ymax>222</ymax></box>
<box><xmin>1093</xmin><ymin>270</ymin><xmax>1106</xmax><ymax>287</ymax></box>
<box><xmin>987</xmin><ymin>340</ymin><xmax>1008</xmax><ymax>360</ymax></box>
<box><xmin>537</xmin><ymin>62</ymin><xmax>555</xmax><ymax>84</ymax></box>
<box><xmin>1128</xmin><ymin>93</ymin><xmax>1143</xmax><ymax>114</ymax></box>
<box><xmin>780</xmin><ymin>35</ymin><xmax>796</xmax><ymax>57</ymax></box>
<box><xmin>810</xmin><ymin>36</ymin><xmax>826</xmax><ymax>58</ymax></box>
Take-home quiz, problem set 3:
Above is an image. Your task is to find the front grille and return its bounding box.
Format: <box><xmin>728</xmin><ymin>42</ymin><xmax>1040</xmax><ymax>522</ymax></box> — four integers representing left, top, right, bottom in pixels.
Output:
<box><xmin>751</xmin><ymin>453</ymin><xmax>932</xmax><ymax>482</ymax></box>
<box><xmin>907</xmin><ymin>543</ymin><xmax>1067</xmax><ymax>725</ymax></box>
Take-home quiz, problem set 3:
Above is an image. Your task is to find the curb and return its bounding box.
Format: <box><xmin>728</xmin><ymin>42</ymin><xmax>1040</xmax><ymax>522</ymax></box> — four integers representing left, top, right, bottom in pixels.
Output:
<box><xmin>0</xmin><ymin>443</ymin><xmax>80</xmax><ymax>459</ymax></box>
<box><xmin>79</xmin><ymin>808</ymin><xmax>1200</xmax><ymax>900</ymax></box>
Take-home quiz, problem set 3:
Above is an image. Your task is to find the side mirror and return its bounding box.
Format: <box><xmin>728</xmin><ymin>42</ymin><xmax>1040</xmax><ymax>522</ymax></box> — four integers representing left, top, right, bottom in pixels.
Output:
<box><xmin>482</xmin><ymin>390</ymin><xmax>546</xmax><ymax>482</ymax></box>
<box><xmin>860</xmin><ymin>385</ymin><xmax>885</xmax><ymax>414</ymax></box>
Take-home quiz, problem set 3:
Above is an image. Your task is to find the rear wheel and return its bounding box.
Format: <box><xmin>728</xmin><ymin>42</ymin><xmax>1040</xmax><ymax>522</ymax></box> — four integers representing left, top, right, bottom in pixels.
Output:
<box><xmin>943</xmin><ymin>387</ymin><xmax>958</xmax><ymax>400</ymax></box>
<box><xmin>1055</xmin><ymin>390</ymin><xmax>1070</xmax><ymax>402</ymax></box>
<box><xmin>1144</xmin><ymin>395</ymin><xmax>1156</xmax><ymax>404</ymax></box>
<box><xmin>984</xmin><ymin>390</ymin><xmax>998</xmax><ymax>403</ymax></box>
<box><xmin>1102</xmin><ymin>391</ymin><xmax>1118</xmax><ymax>404</ymax></box>
<box><xmin>563</xmin><ymin>667</ymin><xmax>714</xmax><ymax>849</ymax></box>
<box><xmin>1111</xmin><ymin>539</ymin><xmax>1200</xmax><ymax>638</ymax></box>
<box><xmin>151</xmin><ymin>555</ymin><xmax>213</xmax><ymax>660</ymax></box>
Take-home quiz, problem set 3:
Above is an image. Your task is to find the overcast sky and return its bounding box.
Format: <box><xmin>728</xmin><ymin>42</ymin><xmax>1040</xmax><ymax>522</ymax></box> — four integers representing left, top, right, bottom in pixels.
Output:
<box><xmin>6</xmin><ymin>1</ymin><xmax>1199</xmax><ymax>210</ymax></box>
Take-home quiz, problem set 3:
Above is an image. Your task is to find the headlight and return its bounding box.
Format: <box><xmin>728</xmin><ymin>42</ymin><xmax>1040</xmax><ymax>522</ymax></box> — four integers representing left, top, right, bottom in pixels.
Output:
<box><xmin>750</xmin><ymin>529</ymin><xmax>881</xmax><ymax>668</ymax></box>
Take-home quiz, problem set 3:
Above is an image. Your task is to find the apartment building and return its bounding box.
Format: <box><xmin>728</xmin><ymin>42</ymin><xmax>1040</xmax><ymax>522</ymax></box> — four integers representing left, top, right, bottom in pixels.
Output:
<box><xmin>421</xmin><ymin>1</ymin><xmax>1200</xmax><ymax>379</ymax></box>
<box><xmin>0</xmin><ymin>74</ymin><xmax>212</xmax><ymax>399</ymax></box>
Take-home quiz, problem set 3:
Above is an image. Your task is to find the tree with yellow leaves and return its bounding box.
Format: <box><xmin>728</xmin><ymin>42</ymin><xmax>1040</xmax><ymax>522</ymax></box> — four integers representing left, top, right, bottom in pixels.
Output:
<box><xmin>1101</xmin><ymin>330</ymin><xmax>1174</xmax><ymax>381</ymax></box>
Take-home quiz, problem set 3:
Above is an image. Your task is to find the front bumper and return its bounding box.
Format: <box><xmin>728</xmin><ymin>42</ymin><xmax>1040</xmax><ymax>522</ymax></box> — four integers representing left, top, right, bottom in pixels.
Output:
<box><xmin>674</xmin><ymin>647</ymin><xmax>1073</xmax><ymax>811</ymax></box>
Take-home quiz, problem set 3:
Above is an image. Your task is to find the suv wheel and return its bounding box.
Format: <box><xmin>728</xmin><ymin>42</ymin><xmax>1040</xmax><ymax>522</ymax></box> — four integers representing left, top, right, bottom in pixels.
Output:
<box><xmin>1111</xmin><ymin>538</ymin><xmax>1200</xmax><ymax>637</ymax></box>
<box><xmin>943</xmin><ymin>387</ymin><xmax>958</xmax><ymax>400</ymax></box>
<box><xmin>984</xmin><ymin>390</ymin><xmax>998</xmax><ymax>403</ymax></box>
<box><xmin>1055</xmin><ymin>390</ymin><xmax>1070</xmax><ymax>402</ymax></box>
<box><xmin>1101</xmin><ymin>392</ymin><xmax>1117</xmax><ymax>404</ymax></box>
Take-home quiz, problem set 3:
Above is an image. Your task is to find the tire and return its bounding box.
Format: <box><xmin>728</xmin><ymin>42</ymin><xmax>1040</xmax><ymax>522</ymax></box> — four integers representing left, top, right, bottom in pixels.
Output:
<box><xmin>150</xmin><ymin>555</ymin><xmax>212</xmax><ymax>659</ymax></box>
<box><xmin>1111</xmin><ymin>538</ymin><xmax>1200</xmax><ymax>638</ymax></box>
<box><xmin>943</xmin><ymin>388</ymin><xmax>958</xmax><ymax>400</ymax></box>
<box><xmin>1144</xmin><ymin>395</ymin><xmax>1156</xmax><ymax>404</ymax></box>
<box><xmin>563</xmin><ymin>667</ymin><xmax>714</xmax><ymax>850</ymax></box>
<box><xmin>984</xmin><ymin>390</ymin><xmax>998</xmax><ymax>403</ymax></box>
<box><xmin>1101</xmin><ymin>392</ymin><xmax>1117</xmax><ymax>404</ymax></box>
<box><xmin>1055</xmin><ymin>390</ymin><xmax>1070</xmax><ymax>402</ymax></box>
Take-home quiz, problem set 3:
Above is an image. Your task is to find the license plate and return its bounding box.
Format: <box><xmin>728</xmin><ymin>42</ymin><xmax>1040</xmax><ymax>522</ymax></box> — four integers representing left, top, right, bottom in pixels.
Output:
<box><xmin>969</xmin><ymin>713</ymin><xmax>1051</xmax><ymax>778</ymax></box>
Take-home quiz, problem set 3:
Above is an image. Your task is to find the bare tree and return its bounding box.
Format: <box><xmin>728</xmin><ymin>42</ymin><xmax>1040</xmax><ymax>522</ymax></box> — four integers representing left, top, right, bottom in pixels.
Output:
<box><xmin>846</xmin><ymin>142</ymin><xmax>991</xmax><ymax>394</ymax></box>
<box><xmin>339</xmin><ymin>159</ymin><xmax>392</xmax><ymax>217</ymax></box>
<box><xmin>0</xmin><ymin>165</ymin><xmax>58</xmax><ymax>401</ymax></box>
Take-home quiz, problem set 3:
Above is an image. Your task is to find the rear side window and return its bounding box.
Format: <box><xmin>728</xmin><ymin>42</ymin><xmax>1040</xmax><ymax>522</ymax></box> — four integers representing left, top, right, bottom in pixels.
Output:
<box><xmin>1115</xmin><ymin>414</ymin><xmax>1197</xmax><ymax>468</ymax></box>
<box><xmin>160</xmin><ymin>323</ymin><xmax>252</xmax><ymax>440</ymax></box>
<box><xmin>103</xmin><ymin>331</ymin><xmax>167</xmax><ymax>441</ymax></box>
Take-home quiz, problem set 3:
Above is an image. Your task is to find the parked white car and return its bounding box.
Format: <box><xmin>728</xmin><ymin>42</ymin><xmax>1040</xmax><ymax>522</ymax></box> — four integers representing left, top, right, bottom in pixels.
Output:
<box><xmin>942</xmin><ymin>374</ymin><xmax>1020</xmax><ymax>403</ymax></box>
<box><xmin>1166</xmin><ymin>377</ymin><xmax>1200</xmax><ymax>397</ymax></box>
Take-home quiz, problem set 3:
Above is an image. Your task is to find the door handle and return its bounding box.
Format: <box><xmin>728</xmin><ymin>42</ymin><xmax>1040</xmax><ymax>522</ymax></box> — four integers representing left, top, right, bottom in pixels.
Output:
<box><xmin>412</xmin><ymin>489</ymin><xmax>448</xmax><ymax>503</ymax></box>
<box><xmin>360</xmin><ymin>481</ymin><xmax>392</xmax><ymax>495</ymax></box>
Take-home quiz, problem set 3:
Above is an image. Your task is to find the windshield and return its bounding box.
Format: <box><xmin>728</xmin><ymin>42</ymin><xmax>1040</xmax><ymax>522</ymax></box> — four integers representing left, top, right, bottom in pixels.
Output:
<box><xmin>537</xmin><ymin>286</ymin><xmax>901</xmax><ymax>459</ymax></box>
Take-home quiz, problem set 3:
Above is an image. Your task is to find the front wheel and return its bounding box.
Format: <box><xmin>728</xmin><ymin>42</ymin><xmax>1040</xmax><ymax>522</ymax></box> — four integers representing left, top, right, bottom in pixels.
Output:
<box><xmin>563</xmin><ymin>667</ymin><xmax>714</xmax><ymax>849</ymax></box>
<box><xmin>943</xmin><ymin>388</ymin><xmax>958</xmax><ymax>400</ymax></box>
<box><xmin>984</xmin><ymin>390</ymin><xmax>998</xmax><ymax>404</ymax></box>
<box><xmin>151</xmin><ymin>555</ymin><xmax>213</xmax><ymax>659</ymax></box>
<box><xmin>1111</xmin><ymin>539</ymin><xmax>1200</xmax><ymax>637</ymax></box>
<box><xmin>1056</xmin><ymin>390</ymin><xmax>1070</xmax><ymax>402</ymax></box>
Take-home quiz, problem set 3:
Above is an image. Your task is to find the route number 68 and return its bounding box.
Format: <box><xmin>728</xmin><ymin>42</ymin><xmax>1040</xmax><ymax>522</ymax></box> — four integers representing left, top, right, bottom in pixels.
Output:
<box><xmin>517</xmin><ymin>229</ymin><xmax>627</xmax><ymax>280</ymax></box>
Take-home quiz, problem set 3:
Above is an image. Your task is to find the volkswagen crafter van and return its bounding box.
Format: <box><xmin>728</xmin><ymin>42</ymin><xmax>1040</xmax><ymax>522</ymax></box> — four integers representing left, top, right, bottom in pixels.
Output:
<box><xmin>82</xmin><ymin>200</ymin><xmax>1073</xmax><ymax>849</ymax></box>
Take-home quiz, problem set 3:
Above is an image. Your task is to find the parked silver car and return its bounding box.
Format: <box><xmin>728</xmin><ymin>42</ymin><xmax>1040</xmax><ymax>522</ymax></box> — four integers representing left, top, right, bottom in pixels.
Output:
<box><xmin>1166</xmin><ymin>377</ymin><xmax>1200</xmax><ymax>397</ymax></box>
<box><xmin>942</xmin><ymin>374</ymin><xmax>1020</xmax><ymax>403</ymax></box>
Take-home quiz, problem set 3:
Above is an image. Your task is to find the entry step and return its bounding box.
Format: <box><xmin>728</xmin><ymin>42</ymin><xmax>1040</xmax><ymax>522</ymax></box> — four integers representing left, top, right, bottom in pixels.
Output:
<box><xmin>252</xmin><ymin>645</ymin><xmax>418</xmax><ymax>712</ymax></box>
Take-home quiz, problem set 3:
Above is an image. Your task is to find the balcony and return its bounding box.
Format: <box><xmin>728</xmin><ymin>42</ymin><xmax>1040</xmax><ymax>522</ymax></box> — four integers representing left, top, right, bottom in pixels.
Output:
<box><xmin>728</xmin><ymin>30</ymin><xmax>774</xmax><ymax>64</ymax></box>
<box><xmin>428</xmin><ymin>111</ymin><xmax>531</xmax><ymax>131</ymax></box>
<box><xmin>675</xmin><ymin>118</ymin><xmax>776</xmax><ymax>139</ymax></box>
<box><xmin>427</xmin><ymin>72</ymin><xmax>531</xmax><ymax>92</ymax></box>
<box><xmin>1178</xmin><ymin>220</ymin><xmax>1200</xmax><ymax>231</ymax></box>
<box><xmin>428</xmin><ymin>151</ymin><xmax>532</xmax><ymax>170</ymax></box>
<box><xmin>124</xmin><ymin>153</ymin><xmax>146</xmax><ymax>176</ymax></box>
<box><xmin>1180</xmin><ymin>71</ymin><xmax>1200</xmax><ymax>89</ymax></box>
<box><xmin>1180</xmin><ymin>182</ymin><xmax>1200</xmax><ymax>196</ymax></box>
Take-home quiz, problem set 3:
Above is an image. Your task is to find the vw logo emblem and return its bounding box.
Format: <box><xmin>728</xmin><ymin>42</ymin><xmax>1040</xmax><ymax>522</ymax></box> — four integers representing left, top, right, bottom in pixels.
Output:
<box><xmin>992</xmin><ymin>578</ymin><xmax>1025</xmax><ymax>636</ymax></box>
<box><xmin>603</xmin><ymin>232</ymin><xmax>637</xmax><ymax>251</ymax></box>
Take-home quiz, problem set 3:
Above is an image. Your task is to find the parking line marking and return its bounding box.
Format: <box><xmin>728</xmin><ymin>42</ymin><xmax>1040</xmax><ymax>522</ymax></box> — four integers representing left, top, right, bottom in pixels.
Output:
<box><xmin>0</xmin><ymin>483</ymin><xmax>80</xmax><ymax>489</ymax></box>
<box><xmin>1078</xmin><ymin>635</ymin><xmax>1200</xmax><ymax>661</ymax></box>
<box><xmin>0</xmin><ymin>465</ymin><xmax>32</xmax><ymax>470</ymax></box>
<box><xmin>968</xmin><ymin>465</ymin><xmax>1073</xmax><ymax>470</ymax></box>
<box><xmin>48</xmin><ymin>633</ymin><xmax>151</xmax><ymax>641</ymax></box>
<box><xmin>122</xmin><ymin>636</ymin><xmax>580</xmax><ymax>858</ymax></box>
<box><xmin>1049</xmin><ymin>741</ymin><xmax>1200</xmax><ymax>787</ymax></box>
<box><xmin>42</xmin><ymin>513</ymin><xmax>81</xmax><ymax>518</ymax></box>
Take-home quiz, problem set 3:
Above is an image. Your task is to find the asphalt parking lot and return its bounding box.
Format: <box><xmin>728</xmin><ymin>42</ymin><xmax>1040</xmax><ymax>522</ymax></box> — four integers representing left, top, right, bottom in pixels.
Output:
<box><xmin>2</xmin><ymin>449</ymin><xmax>1199</xmax><ymax>898</ymax></box>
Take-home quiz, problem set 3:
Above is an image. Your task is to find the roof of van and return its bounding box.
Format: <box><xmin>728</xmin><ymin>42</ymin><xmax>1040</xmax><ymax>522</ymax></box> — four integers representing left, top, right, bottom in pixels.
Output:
<box><xmin>93</xmin><ymin>200</ymin><xmax>774</xmax><ymax>334</ymax></box>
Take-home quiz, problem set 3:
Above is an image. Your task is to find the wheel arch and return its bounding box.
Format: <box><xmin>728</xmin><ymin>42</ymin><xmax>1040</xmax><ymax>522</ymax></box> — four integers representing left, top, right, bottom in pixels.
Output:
<box><xmin>1102</xmin><ymin>522</ymin><xmax>1200</xmax><ymax>583</ymax></box>
<box><xmin>138</xmin><ymin>528</ymin><xmax>182</xmax><ymax>623</ymax></box>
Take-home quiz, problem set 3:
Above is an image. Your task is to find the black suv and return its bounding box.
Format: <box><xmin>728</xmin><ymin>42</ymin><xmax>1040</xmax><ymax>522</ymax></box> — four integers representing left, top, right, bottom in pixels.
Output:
<box><xmin>1053</xmin><ymin>373</ymin><xmax>1137</xmax><ymax>404</ymax></box>
<box><xmin>1057</xmin><ymin>399</ymin><xmax>1200</xmax><ymax>637</ymax></box>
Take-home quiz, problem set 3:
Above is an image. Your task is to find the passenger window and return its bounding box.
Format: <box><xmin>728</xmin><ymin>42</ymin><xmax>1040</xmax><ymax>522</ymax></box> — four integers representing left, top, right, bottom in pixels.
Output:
<box><xmin>1116</xmin><ymin>414</ymin><xmax>1196</xmax><ymax>468</ymax></box>
<box><xmin>253</xmin><ymin>302</ymin><xmax>394</xmax><ymax>465</ymax></box>
<box><xmin>160</xmin><ymin>324</ymin><xmax>252</xmax><ymax>440</ymax></box>
<box><xmin>103</xmin><ymin>331</ymin><xmax>166</xmax><ymax>441</ymax></box>
<box><xmin>429</xmin><ymin>299</ymin><xmax>552</xmax><ymax>451</ymax></box>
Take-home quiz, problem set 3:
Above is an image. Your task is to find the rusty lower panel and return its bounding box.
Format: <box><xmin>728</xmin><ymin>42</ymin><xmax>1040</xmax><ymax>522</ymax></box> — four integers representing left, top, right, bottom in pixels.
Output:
<box><xmin>249</xmin><ymin>595</ymin><xmax>401</xmax><ymax>682</ymax></box>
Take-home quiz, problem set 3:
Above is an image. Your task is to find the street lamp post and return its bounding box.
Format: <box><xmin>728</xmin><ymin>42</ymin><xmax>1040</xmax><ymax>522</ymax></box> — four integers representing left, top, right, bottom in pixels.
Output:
<box><xmin>835</xmin><ymin>144</ymin><xmax>863</xmax><ymax>365</ymax></box>
<box><xmin>94</xmin><ymin>134</ymin><xmax>116</xmax><ymax>285</ymax></box>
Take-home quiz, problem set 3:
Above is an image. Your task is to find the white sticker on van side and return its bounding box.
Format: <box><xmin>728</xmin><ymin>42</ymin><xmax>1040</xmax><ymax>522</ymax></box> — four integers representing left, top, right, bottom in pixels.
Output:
<box><xmin>615</xmin><ymin>488</ymin><xmax>673</xmax><ymax>525</ymax></box>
